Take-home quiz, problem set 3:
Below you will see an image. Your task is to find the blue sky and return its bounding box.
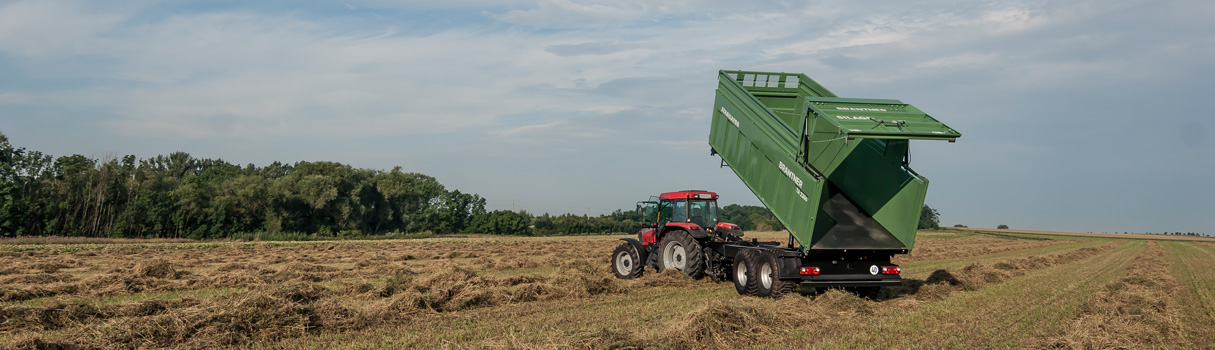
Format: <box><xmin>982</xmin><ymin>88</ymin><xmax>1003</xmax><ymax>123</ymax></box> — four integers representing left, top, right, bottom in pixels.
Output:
<box><xmin>1</xmin><ymin>0</ymin><xmax>1212</xmax><ymax>234</ymax></box>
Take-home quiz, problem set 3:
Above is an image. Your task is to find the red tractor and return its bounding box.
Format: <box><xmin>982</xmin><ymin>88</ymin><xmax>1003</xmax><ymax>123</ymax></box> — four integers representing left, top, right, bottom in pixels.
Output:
<box><xmin>611</xmin><ymin>190</ymin><xmax>745</xmax><ymax>281</ymax></box>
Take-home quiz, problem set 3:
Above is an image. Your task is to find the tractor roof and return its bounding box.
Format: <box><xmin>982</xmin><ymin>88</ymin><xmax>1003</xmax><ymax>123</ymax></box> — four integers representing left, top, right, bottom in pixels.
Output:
<box><xmin>658</xmin><ymin>190</ymin><xmax>718</xmax><ymax>200</ymax></box>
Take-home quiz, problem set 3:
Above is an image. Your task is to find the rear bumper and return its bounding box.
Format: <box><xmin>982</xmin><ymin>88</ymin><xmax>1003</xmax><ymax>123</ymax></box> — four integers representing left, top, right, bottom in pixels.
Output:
<box><xmin>797</xmin><ymin>273</ymin><xmax>902</xmax><ymax>288</ymax></box>
<box><xmin>800</xmin><ymin>279</ymin><xmax>902</xmax><ymax>288</ymax></box>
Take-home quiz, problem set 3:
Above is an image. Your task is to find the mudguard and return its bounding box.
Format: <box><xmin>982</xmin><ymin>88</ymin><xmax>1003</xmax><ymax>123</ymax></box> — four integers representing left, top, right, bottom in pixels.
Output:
<box><xmin>663</xmin><ymin>223</ymin><xmax>709</xmax><ymax>240</ymax></box>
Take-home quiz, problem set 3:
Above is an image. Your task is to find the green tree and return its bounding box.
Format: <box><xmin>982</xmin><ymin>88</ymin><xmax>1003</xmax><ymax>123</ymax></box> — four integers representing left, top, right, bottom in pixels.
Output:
<box><xmin>419</xmin><ymin>190</ymin><xmax>485</xmax><ymax>234</ymax></box>
<box><xmin>373</xmin><ymin>169</ymin><xmax>444</xmax><ymax>233</ymax></box>
<box><xmin>469</xmin><ymin>210</ymin><xmax>532</xmax><ymax>235</ymax></box>
<box><xmin>918</xmin><ymin>204</ymin><xmax>940</xmax><ymax>230</ymax></box>
<box><xmin>720</xmin><ymin>204</ymin><xmax>783</xmax><ymax>231</ymax></box>
<box><xmin>532</xmin><ymin>213</ymin><xmax>557</xmax><ymax>235</ymax></box>
<box><xmin>0</xmin><ymin>132</ymin><xmax>22</xmax><ymax>237</ymax></box>
<box><xmin>997</xmin><ymin>224</ymin><xmax>1010</xmax><ymax>229</ymax></box>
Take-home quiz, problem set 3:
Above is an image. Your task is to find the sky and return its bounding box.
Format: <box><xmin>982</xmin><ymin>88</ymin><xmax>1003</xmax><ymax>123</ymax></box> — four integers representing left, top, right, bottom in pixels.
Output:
<box><xmin>0</xmin><ymin>0</ymin><xmax>1212</xmax><ymax>234</ymax></box>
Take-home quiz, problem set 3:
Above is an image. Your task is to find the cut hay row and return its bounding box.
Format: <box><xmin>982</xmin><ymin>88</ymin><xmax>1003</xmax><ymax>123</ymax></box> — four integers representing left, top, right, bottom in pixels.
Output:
<box><xmin>900</xmin><ymin>235</ymin><xmax>1074</xmax><ymax>263</ymax></box>
<box><xmin>886</xmin><ymin>241</ymin><xmax>1123</xmax><ymax>300</ymax></box>
<box><xmin>655</xmin><ymin>289</ymin><xmax>880</xmax><ymax>349</ymax></box>
<box><xmin>0</xmin><ymin>239</ymin><xmax>619</xmax><ymax>307</ymax></box>
<box><xmin>0</xmin><ymin>257</ymin><xmax>625</xmax><ymax>348</ymax></box>
<box><xmin>1162</xmin><ymin>241</ymin><xmax>1215</xmax><ymax>347</ymax></box>
<box><xmin>1040</xmin><ymin>241</ymin><xmax>1182</xmax><ymax>349</ymax></box>
<box><xmin>803</xmin><ymin>241</ymin><xmax>1145</xmax><ymax>349</ymax></box>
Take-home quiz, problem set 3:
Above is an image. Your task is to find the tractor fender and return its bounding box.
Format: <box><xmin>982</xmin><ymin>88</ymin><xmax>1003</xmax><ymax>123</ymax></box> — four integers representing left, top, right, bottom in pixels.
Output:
<box><xmin>619</xmin><ymin>238</ymin><xmax>650</xmax><ymax>268</ymax></box>
<box><xmin>661</xmin><ymin>225</ymin><xmax>709</xmax><ymax>240</ymax></box>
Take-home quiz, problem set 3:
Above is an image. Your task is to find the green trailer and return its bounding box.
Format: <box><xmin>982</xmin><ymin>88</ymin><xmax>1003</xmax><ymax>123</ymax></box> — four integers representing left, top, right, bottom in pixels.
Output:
<box><xmin>710</xmin><ymin>70</ymin><xmax>960</xmax><ymax>297</ymax></box>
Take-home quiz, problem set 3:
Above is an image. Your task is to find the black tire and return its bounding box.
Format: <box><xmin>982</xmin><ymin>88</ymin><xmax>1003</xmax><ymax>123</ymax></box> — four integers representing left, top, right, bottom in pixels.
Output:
<box><xmin>755</xmin><ymin>249</ymin><xmax>797</xmax><ymax>298</ymax></box>
<box><xmin>657</xmin><ymin>230</ymin><xmax>704</xmax><ymax>279</ymax></box>
<box><xmin>732</xmin><ymin>249</ymin><xmax>760</xmax><ymax>296</ymax></box>
<box><xmin>611</xmin><ymin>242</ymin><xmax>644</xmax><ymax>279</ymax></box>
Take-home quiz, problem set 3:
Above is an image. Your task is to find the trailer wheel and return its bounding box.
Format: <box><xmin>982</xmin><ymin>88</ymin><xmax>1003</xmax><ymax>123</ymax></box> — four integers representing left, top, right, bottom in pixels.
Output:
<box><xmin>658</xmin><ymin>230</ymin><xmax>705</xmax><ymax>279</ymax></box>
<box><xmin>611</xmin><ymin>242</ymin><xmax>644</xmax><ymax>279</ymax></box>
<box><xmin>756</xmin><ymin>250</ymin><xmax>796</xmax><ymax>298</ymax></box>
<box><xmin>732</xmin><ymin>249</ymin><xmax>759</xmax><ymax>296</ymax></box>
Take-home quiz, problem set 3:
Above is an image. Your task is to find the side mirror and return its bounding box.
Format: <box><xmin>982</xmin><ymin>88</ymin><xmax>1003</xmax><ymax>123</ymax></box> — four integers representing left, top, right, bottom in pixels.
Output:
<box><xmin>636</xmin><ymin>201</ymin><xmax>657</xmax><ymax>217</ymax></box>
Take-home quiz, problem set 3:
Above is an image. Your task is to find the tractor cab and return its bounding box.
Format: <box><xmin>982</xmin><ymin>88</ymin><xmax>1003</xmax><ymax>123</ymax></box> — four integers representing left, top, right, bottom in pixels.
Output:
<box><xmin>635</xmin><ymin>190</ymin><xmax>741</xmax><ymax>247</ymax></box>
<box><xmin>637</xmin><ymin>190</ymin><xmax>720</xmax><ymax>229</ymax></box>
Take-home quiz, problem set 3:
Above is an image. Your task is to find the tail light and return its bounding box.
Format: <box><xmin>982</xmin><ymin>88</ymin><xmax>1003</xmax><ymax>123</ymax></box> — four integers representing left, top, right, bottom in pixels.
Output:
<box><xmin>880</xmin><ymin>266</ymin><xmax>901</xmax><ymax>275</ymax></box>
<box><xmin>800</xmin><ymin>267</ymin><xmax>821</xmax><ymax>276</ymax></box>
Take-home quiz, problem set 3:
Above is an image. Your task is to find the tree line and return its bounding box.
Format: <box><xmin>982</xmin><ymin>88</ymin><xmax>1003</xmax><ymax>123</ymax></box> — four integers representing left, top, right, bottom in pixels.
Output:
<box><xmin>0</xmin><ymin>132</ymin><xmax>787</xmax><ymax>238</ymax></box>
<box><xmin>0</xmin><ymin>132</ymin><xmax>491</xmax><ymax>238</ymax></box>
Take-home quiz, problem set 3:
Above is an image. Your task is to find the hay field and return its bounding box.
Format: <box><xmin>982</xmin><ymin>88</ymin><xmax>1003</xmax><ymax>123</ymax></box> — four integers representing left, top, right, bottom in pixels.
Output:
<box><xmin>952</xmin><ymin>227</ymin><xmax>1215</xmax><ymax>242</ymax></box>
<box><xmin>2</xmin><ymin>230</ymin><xmax>1212</xmax><ymax>349</ymax></box>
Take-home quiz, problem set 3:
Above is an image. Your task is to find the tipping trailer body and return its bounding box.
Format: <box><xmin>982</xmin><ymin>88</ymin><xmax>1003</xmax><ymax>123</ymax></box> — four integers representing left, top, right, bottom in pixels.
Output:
<box><xmin>709</xmin><ymin>70</ymin><xmax>960</xmax><ymax>254</ymax></box>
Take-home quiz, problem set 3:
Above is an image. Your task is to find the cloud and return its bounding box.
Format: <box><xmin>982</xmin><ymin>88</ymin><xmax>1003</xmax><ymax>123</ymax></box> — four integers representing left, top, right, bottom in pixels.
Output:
<box><xmin>916</xmin><ymin>52</ymin><xmax>1000</xmax><ymax>69</ymax></box>
<box><xmin>0</xmin><ymin>0</ymin><xmax>1203</xmax><ymax>146</ymax></box>
<box><xmin>0</xmin><ymin>8</ymin><xmax>571</xmax><ymax>139</ymax></box>
<box><xmin>2</xmin><ymin>1</ymin><xmax>745</xmax><ymax>141</ymax></box>
<box><xmin>3</xmin><ymin>0</ymin><xmax>1208</xmax><ymax>144</ymax></box>
<box><xmin>493</xmin><ymin>0</ymin><xmax>643</xmax><ymax>28</ymax></box>
<box><xmin>2</xmin><ymin>0</ymin><xmax>1214</xmax><ymax>232</ymax></box>
<box><xmin>544</xmin><ymin>41</ymin><xmax>631</xmax><ymax>56</ymax></box>
<box><xmin>0</xmin><ymin>92</ymin><xmax>34</xmax><ymax>105</ymax></box>
<box><xmin>0</xmin><ymin>1</ymin><xmax>126</xmax><ymax>60</ymax></box>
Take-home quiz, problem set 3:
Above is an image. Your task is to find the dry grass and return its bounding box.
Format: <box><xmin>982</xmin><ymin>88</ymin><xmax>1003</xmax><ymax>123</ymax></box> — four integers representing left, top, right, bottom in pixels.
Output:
<box><xmin>1040</xmin><ymin>242</ymin><xmax>1182</xmax><ymax>349</ymax></box>
<box><xmin>953</xmin><ymin>227</ymin><xmax>1215</xmax><ymax>242</ymax></box>
<box><xmin>881</xmin><ymin>242</ymin><xmax>1119</xmax><ymax>301</ymax></box>
<box><xmin>899</xmin><ymin>233</ymin><xmax>1074</xmax><ymax>263</ymax></box>
<box><xmin>0</xmin><ymin>233</ymin><xmax>1207</xmax><ymax>349</ymax></box>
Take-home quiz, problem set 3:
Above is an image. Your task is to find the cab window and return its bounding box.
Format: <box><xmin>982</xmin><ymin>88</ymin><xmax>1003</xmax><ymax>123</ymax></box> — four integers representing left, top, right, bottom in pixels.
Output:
<box><xmin>688</xmin><ymin>200</ymin><xmax>718</xmax><ymax>227</ymax></box>
<box><xmin>671</xmin><ymin>200</ymin><xmax>687</xmax><ymax>222</ymax></box>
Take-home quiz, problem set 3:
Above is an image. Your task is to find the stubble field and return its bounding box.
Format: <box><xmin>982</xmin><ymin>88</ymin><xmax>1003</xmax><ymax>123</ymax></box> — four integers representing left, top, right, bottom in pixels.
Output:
<box><xmin>2</xmin><ymin>229</ymin><xmax>1213</xmax><ymax>349</ymax></box>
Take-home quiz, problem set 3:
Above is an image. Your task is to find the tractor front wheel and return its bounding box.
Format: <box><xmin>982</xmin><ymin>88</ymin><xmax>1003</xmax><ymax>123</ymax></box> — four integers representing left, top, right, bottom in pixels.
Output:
<box><xmin>611</xmin><ymin>242</ymin><xmax>644</xmax><ymax>279</ymax></box>
<box><xmin>658</xmin><ymin>230</ymin><xmax>704</xmax><ymax>279</ymax></box>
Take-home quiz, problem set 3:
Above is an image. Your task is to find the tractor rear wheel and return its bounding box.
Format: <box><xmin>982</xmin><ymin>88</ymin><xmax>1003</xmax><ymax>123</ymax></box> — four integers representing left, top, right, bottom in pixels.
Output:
<box><xmin>611</xmin><ymin>242</ymin><xmax>644</xmax><ymax>279</ymax></box>
<box><xmin>732</xmin><ymin>249</ymin><xmax>759</xmax><ymax>296</ymax></box>
<box><xmin>756</xmin><ymin>250</ymin><xmax>796</xmax><ymax>298</ymax></box>
<box><xmin>658</xmin><ymin>230</ymin><xmax>704</xmax><ymax>279</ymax></box>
